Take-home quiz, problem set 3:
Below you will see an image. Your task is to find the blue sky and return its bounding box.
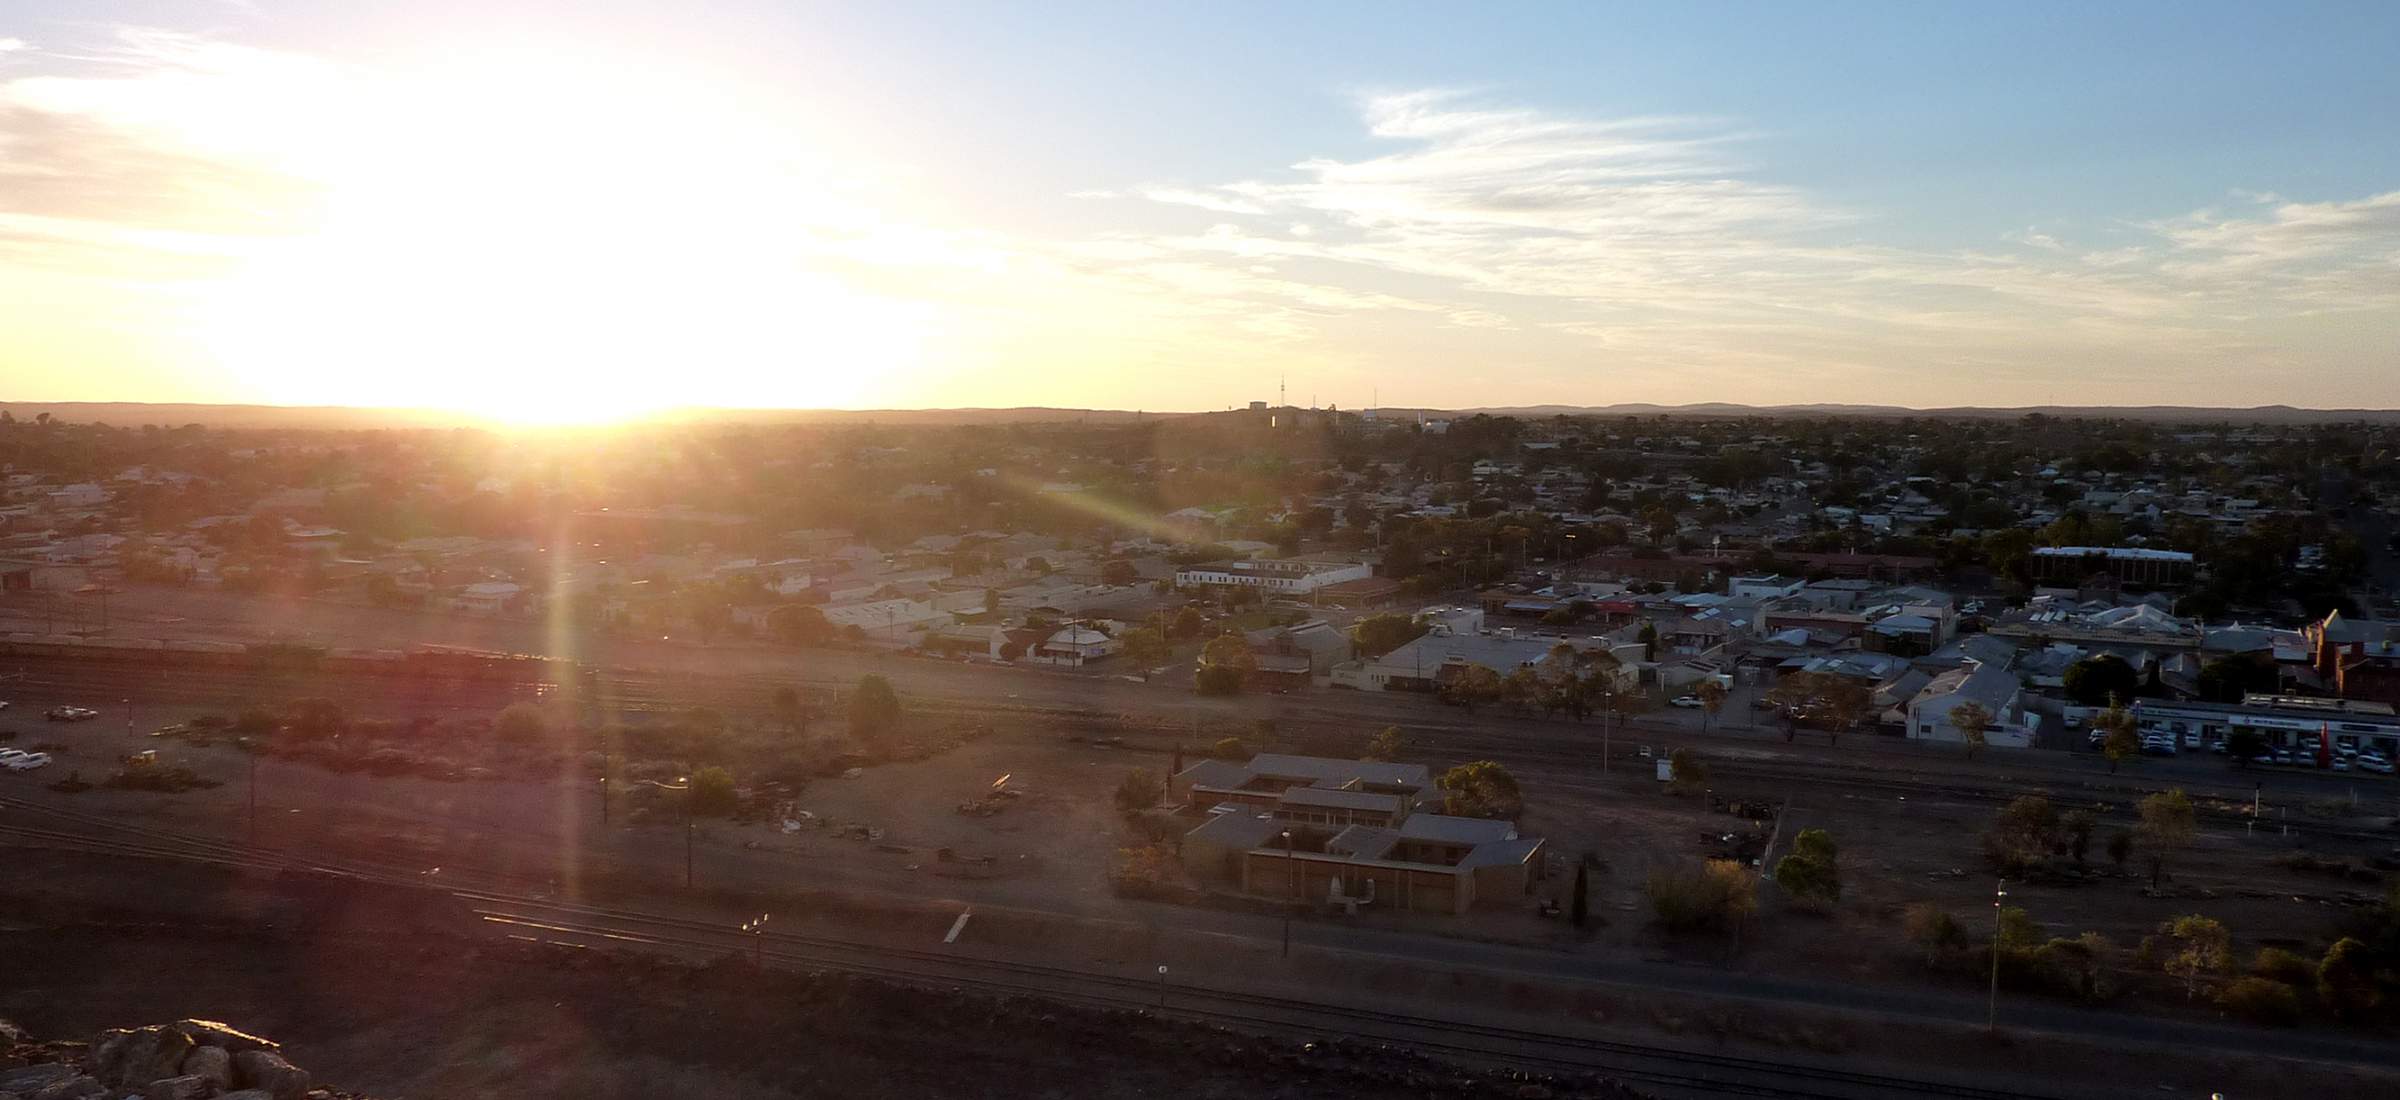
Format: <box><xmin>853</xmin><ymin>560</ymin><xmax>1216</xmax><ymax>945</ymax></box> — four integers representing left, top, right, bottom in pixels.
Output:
<box><xmin>2</xmin><ymin>1</ymin><xmax>2397</xmax><ymax>414</ymax></box>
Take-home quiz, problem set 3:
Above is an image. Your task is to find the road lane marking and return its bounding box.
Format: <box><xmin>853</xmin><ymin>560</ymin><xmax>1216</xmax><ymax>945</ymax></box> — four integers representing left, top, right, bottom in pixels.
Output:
<box><xmin>944</xmin><ymin>910</ymin><xmax>972</xmax><ymax>944</ymax></box>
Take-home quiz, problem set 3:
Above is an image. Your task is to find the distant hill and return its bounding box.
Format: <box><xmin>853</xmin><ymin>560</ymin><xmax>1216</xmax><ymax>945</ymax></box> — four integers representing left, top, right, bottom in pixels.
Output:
<box><xmin>4</xmin><ymin>399</ymin><xmax>2395</xmax><ymax>430</ymax></box>
<box><xmin>1445</xmin><ymin>402</ymin><xmax>2400</xmax><ymax>424</ymax></box>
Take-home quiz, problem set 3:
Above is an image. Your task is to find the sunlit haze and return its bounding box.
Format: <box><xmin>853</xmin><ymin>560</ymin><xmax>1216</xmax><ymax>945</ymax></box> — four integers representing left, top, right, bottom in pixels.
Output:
<box><xmin>3</xmin><ymin>1</ymin><xmax>2398</xmax><ymax>419</ymax></box>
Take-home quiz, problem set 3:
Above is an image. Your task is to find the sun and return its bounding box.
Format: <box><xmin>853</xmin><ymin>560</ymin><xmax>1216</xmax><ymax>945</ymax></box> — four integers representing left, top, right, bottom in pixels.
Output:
<box><xmin>197</xmin><ymin>50</ymin><xmax>914</xmax><ymax>421</ymax></box>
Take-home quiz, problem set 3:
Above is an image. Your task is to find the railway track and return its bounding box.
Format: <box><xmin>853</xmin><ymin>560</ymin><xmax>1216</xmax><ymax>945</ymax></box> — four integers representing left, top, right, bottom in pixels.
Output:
<box><xmin>0</xmin><ymin>793</ymin><xmax>2062</xmax><ymax>1100</ymax></box>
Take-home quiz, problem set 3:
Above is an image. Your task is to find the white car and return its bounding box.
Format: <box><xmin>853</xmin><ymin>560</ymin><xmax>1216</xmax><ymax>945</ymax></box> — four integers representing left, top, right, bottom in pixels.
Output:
<box><xmin>2357</xmin><ymin>755</ymin><xmax>2395</xmax><ymax>775</ymax></box>
<box><xmin>1669</xmin><ymin>695</ymin><xmax>1704</xmax><ymax>709</ymax></box>
<box><xmin>1</xmin><ymin>751</ymin><xmax>50</xmax><ymax>771</ymax></box>
<box><xmin>45</xmin><ymin>705</ymin><xmax>99</xmax><ymax>722</ymax></box>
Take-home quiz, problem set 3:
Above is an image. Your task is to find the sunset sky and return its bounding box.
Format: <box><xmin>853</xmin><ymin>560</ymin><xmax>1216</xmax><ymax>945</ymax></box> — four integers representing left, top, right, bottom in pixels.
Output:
<box><xmin>3</xmin><ymin>1</ymin><xmax>2397</xmax><ymax>421</ymax></box>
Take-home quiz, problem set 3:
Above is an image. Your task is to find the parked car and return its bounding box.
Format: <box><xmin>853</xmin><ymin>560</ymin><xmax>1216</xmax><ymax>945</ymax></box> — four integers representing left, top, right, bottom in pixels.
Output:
<box><xmin>1668</xmin><ymin>695</ymin><xmax>1704</xmax><ymax>709</ymax></box>
<box><xmin>0</xmin><ymin>750</ymin><xmax>50</xmax><ymax>772</ymax></box>
<box><xmin>2357</xmin><ymin>754</ymin><xmax>2395</xmax><ymax>775</ymax></box>
<box><xmin>45</xmin><ymin>705</ymin><xmax>99</xmax><ymax>722</ymax></box>
<box><xmin>2182</xmin><ymin>732</ymin><xmax>2201</xmax><ymax>751</ymax></box>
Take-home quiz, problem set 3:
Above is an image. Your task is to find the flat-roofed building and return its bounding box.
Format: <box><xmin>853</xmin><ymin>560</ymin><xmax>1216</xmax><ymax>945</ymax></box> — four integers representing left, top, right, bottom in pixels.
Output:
<box><xmin>1174</xmin><ymin>558</ymin><xmax>1373</xmax><ymax>595</ymax></box>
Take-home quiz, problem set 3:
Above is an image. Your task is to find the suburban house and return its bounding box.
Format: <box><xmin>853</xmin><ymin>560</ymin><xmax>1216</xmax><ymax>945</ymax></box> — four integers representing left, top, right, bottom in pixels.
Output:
<box><xmin>1905</xmin><ymin>661</ymin><xmax>2028</xmax><ymax>747</ymax></box>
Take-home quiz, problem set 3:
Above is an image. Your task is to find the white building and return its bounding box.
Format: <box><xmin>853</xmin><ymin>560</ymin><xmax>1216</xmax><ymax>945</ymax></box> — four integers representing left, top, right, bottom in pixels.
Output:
<box><xmin>1905</xmin><ymin>662</ymin><xmax>2029</xmax><ymax>748</ymax></box>
<box><xmin>1175</xmin><ymin>558</ymin><xmax>1372</xmax><ymax>595</ymax></box>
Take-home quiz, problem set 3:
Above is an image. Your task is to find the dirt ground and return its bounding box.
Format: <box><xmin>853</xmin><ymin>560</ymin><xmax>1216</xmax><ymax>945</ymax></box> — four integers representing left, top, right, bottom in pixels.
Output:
<box><xmin>0</xmin><ymin>855</ymin><xmax>1641</xmax><ymax>1100</ymax></box>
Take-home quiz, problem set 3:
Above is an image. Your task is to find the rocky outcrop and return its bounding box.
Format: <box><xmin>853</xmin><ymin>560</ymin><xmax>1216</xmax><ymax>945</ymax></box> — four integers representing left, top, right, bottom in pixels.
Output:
<box><xmin>229</xmin><ymin>1052</ymin><xmax>308</xmax><ymax>1100</ymax></box>
<box><xmin>0</xmin><ymin>1018</ymin><xmax>349</xmax><ymax>1100</ymax></box>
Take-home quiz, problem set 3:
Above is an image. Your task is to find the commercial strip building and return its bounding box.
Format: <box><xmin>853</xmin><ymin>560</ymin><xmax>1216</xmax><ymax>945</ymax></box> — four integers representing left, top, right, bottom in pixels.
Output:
<box><xmin>2131</xmin><ymin>695</ymin><xmax>2400</xmax><ymax>758</ymax></box>
<box><xmin>1173</xmin><ymin>558</ymin><xmax>1374</xmax><ymax>595</ymax></box>
<box><xmin>2028</xmin><ymin>546</ymin><xmax>2196</xmax><ymax>587</ymax></box>
<box><xmin>1171</xmin><ymin>753</ymin><xmax>1547</xmax><ymax>914</ymax></box>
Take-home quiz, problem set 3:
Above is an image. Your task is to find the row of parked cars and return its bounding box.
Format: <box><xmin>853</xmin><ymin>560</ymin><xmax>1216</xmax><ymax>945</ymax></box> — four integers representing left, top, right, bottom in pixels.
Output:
<box><xmin>2090</xmin><ymin>726</ymin><xmax>2397</xmax><ymax>772</ymax></box>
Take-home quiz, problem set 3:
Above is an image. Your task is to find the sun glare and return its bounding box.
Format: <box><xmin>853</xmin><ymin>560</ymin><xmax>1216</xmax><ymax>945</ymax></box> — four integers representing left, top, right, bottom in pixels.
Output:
<box><xmin>199</xmin><ymin>51</ymin><xmax>912</xmax><ymax>423</ymax></box>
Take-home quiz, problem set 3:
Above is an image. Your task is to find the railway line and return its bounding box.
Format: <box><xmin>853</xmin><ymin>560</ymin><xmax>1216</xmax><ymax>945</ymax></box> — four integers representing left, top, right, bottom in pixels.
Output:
<box><xmin>0</xmin><ymin>793</ymin><xmax>2066</xmax><ymax>1100</ymax></box>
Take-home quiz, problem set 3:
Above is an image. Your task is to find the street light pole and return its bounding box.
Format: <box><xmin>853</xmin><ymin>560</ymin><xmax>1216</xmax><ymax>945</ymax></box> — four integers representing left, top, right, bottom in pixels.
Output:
<box><xmin>742</xmin><ymin>913</ymin><xmax>770</xmax><ymax>965</ymax></box>
<box><xmin>1281</xmin><ymin>829</ymin><xmax>1295</xmax><ymax>958</ymax></box>
<box><xmin>1989</xmin><ymin>879</ymin><xmax>2008</xmax><ymax>1031</ymax></box>
<box><xmin>244</xmin><ymin>742</ymin><xmax>259</xmax><ymax>845</ymax></box>
<box><xmin>598</xmin><ymin>775</ymin><xmax>609</xmax><ymax>826</ymax></box>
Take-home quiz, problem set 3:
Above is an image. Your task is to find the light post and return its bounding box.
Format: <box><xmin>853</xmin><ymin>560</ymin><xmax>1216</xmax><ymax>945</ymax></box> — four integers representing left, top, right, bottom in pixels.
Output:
<box><xmin>1989</xmin><ymin>879</ymin><xmax>2008</xmax><ymax>1031</ymax></box>
<box><xmin>741</xmin><ymin>913</ymin><xmax>770</xmax><ymax>966</ymax></box>
<box><xmin>641</xmin><ymin>778</ymin><xmax>694</xmax><ymax>888</ymax></box>
<box><xmin>598</xmin><ymin>775</ymin><xmax>610</xmax><ymax>826</ymax></box>
<box><xmin>1281</xmin><ymin>829</ymin><xmax>1296</xmax><ymax>958</ymax></box>
<box><xmin>1156</xmin><ymin>964</ymin><xmax>1169</xmax><ymax>1009</ymax></box>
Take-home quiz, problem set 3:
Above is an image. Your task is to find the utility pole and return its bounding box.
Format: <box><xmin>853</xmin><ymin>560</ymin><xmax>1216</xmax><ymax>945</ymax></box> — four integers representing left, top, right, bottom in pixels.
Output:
<box><xmin>599</xmin><ymin>775</ymin><xmax>609</xmax><ymax>825</ymax></box>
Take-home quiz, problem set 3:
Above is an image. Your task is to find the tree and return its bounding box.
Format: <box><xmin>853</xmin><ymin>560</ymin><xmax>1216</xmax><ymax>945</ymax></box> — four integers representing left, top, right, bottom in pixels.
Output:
<box><xmin>849</xmin><ymin>674</ymin><xmax>901</xmax><ymax>742</ymax></box>
<box><xmin>1570</xmin><ymin>861</ymin><xmax>1591</xmax><ymax>930</ymax></box>
<box><xmin>689</xmin><ymin>765</ymin><xmax>738</xmax><ymax>817</ymax></box>
<box><xmin>1500</xmin><ymin>666</ymin><xmax>1542</xmax><ymax>713</ymax></box>
<box><xmin>1774</xmin><ymin>828</ymin><xmax>1841</xmax><ymax>908</ymax></box>
<box><xmin>1667</xmin><ymin>747</ymin><xmax>1709</xmax><ymax>793</ymax></box>
<box><xmin>769</xmin><ymin>605</ymin><xmax>831</xmax><ymax>646</ymax></box>
<box><xmin>1169</xmin><ymin>606</ymin><xmax>1206</xmax><ymax>640</ymax></box>
<box><xmin>1114</xmin><ymin>768</ymin><xmax>1163</xmax><ymax>811</ymax></box>
<box><xmin>1442</xmin><ymin>663</ymin><xmax>1504</xmax><ymax>712</ymax></box>
<box><xmin>2061</xmin><ymin>809</ymin><xmax>2096</xmax><ymax>866</ymax></box>
<box><xmin>1984</xmin><ymin>795</ymin><xmax>2059</xmax><ymax>875</ymax></box>
<box><xmin>1119</xmin><ymin>626</ymin><xmax>1170</xmax><ymax>670</ymax></box>
<box><xmin>1197</xmin><ymin>632</ymin><xmax>1257</xmax><ymax>695</ymax></box>
<box><xmin>1951</xmin><ymin>700</ymin><xmax>1994</xmax><ymax>761</ymax></box>
<box><xmin>2158</xmin><ymin>914</ymin><xmax>2231</xmax><ymax>999</ymax></box>
<box><xmin>1365</xmin><ymin>725</ymin><xmax>1404</xmax><ymax>762</ymax></box>
<box><xmin>2096</xmin><ymin>703</ymin><xmax>2140</xmax><ymax>773</ymax></box>
<box><xmin>2318</xmin><ymin>937</ymin><xmax>2383</xmax><ymax>1019</ymax></box>
<box><xmin>2106</xmin><ymin>828</ymin><xmax>2133</xmax><ymax>868</ymax></box>
<box><xmin>1695</xmin><ymin>680</ymin><xmax>1727</xmax><ymax>733</ymax></box>
<box><xmin>770</xmin><ymin>686</ymin><xmax>803</xmax><ymax>734</ymax></box>
<box><xmin>2136</xmin><ymin>789</ymin><xmax>2196</xmax><ymax>888</ymax></box>
<box><xmin>1100</xmin><ymin>559</ymin><xmax>1138</xmax><ymax>586</ymax></box>
<box><xmin>2063</xmin><ymin>655</ymin><xmax>2139</xmax><ymax>707</ymax></box>
<box><xmin>1638</xmin><ymin>620</ymin><xmax>1660</xmax><ymax>662</ymax></box>
<box><xmin>1349</xmin><ymin>613</ymin><xmax>1428</xmax><ymax>658</ymax></box>
<box><xmin>1438</xmin><ymin>760</ymin><xmax>1523</xmax><ymax>819</ymax></box>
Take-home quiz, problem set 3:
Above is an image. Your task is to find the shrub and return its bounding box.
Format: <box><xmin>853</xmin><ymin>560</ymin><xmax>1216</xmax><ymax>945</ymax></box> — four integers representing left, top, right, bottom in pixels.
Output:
<box><xmin>1364</xmin><ymin>726</ymin><xmax>1404</xmax><ymax>762</ymax></box>
<box><xmin>1904</xmin><ymin>903</ymin><xmax>1966</xmax><ymax>965</ymax></box>
<box><xmin>2251</xmin><ymin>947</ymin><xmax>2315</xmax><ymax>987</ymax></box>
<box><xmin>689</xmin><ymin>765</ymin><xmax>738</xmax><ymax>817</ymax></box>
<box><xmin>1109</xmin><ymin>843</ymin><xmax>1188</xmax><ymax>901</ymax></box>
<box><xmin>1647</xmin><ymin>859</ymin><xmax>1758</xmax><ymax>933</ymax></box>
<box><xmin>2219</xmin><ymin>977</ymin><xmax>2302</xmax><ymax>1025</ymax></box>
<box><xmin>494</xmin><ymin>702</ymin><xmax>551</xmax><ymax>745</ymax></box>
<box><xmin>1774</xmin><ymin>852</ymin><xmax>1840</xmax><ymax>909</ymax></box>
<box><xmin>1194</xmin><ymin>664</ymin><xmax>1245</xmax><ymax>695</ymax></box>
<box><xmin>1666</xmin><ymin>748</ymin><xmax>1708</xmax><ymax>793</ymax></box>
<box><xmin>849</xmin><ymin>675</ymin><xmax>901</xmax><ymax>741</ymax></box>
<box><xmin>1210</xmin><ymin>736</ymin><xmax>1249</xmax><ymax>760</ymax></box>
<box><xmin>1114</xmin><ymin>768</ymin><xmax>1163</xmax><ymax>812</ymax></box>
